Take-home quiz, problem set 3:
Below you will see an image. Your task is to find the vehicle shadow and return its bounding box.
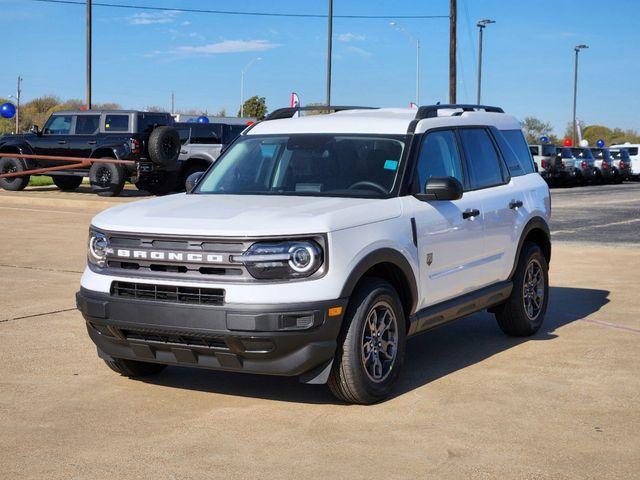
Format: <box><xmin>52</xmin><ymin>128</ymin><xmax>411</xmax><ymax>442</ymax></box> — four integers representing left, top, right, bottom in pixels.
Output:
<box><xmin>141</xmin><ymin>286</ymin><xmax>609</xmax><ymax>405</ymax></box>
<box><xmin>26</xmin><ymin>185</ymin><xmax>150</xmax><ymax>197</ymax></box>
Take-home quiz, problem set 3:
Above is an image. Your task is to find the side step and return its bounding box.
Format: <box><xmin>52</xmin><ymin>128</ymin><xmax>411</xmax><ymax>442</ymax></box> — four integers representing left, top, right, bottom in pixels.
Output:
<box><xmin>407</xmin><ymin>281</ymin><xmax>512</xmax><ymax>337</ymax></box>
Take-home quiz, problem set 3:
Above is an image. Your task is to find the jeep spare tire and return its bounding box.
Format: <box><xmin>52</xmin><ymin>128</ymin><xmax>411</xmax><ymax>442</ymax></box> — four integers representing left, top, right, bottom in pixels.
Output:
<box><xmin>148</xmin><ymin>126</ymin><xmax>180</xmax><ymax>167</ymax></box>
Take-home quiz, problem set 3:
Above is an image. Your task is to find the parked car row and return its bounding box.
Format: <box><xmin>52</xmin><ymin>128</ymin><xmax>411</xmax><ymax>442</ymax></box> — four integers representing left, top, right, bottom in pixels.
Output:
<box><xmin>0</xmin><ymin>109</ymin><xmax>252</xmax><ymax>196</ymax></box>
<box><xmin>529</xmin><ymin>143</ymin><xmax>638</xmax><ymax>186</ymax></box>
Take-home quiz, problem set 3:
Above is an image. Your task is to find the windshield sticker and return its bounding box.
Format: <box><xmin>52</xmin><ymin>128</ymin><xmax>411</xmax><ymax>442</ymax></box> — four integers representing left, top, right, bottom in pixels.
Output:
<box><xmin>384</xmin><ymin>159</ymin><xmax>399</xmax><ymax>171</ymax></box>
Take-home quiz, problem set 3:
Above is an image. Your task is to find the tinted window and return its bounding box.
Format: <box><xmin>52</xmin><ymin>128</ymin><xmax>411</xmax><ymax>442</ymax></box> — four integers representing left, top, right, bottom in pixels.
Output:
<box><xmin>460</xmin><ymin>129</ymin><xmax>504</xmax><ymax>189</ymax></box>
<box><xmin>542</xmin><ymin>144</ymin><xmax>556</xmax><ymax>156</ymax></box>
<box><xmin>138</xmin><ymin>113</ymin><xmax>171</xmax><ymax>133</ymax></box>
<box><xmin>496</xmin><ymin>129</ymin><xmax>534</xmax><ymax>176</ymax></box>
<box><xmin>627</xmin><ymin>147</ymin><xmax>638</xmax><ymax>156</ymax></box>
<box><xmin>415</xmin><ymin>130</ymin><xmax>464</xmax><ymax>190</ymax></box>
<box><xmin>104</xmin><ymin>115</ymin><xmax>129</xmax><ymax>132</ymax></box>
<box><xmin>44</xmin><ymin>115</ymin><xmax>72</xmax><ymax>135</ymax></box>
<box><xmin>529</xmin><ymin>146</ymin><xmax>539</xmax><ymax>156</ymax></box>
<box><xmin>224</xmin><ymin>125</ymin><xmax>246</xmax><ymax>144</ymax></box>
<box><xmin>75</xmin><ymin>115</ymin><xmax>100</xmax><ymax>134</ymax></box>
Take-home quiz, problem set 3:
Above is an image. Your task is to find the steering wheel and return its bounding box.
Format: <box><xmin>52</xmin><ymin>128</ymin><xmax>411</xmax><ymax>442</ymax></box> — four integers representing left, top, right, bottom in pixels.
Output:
<box><xmin>347</xmin><ymin>181</ymin><xmax>388</xmax><ymax>195</ymax></box>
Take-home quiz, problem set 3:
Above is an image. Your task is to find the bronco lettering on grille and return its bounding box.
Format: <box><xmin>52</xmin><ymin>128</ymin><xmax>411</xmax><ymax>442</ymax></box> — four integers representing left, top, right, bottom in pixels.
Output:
<box><xmin>113</xmin><ymin>249</ymin><xmax>223</xmax><ymax>263</ymax></box>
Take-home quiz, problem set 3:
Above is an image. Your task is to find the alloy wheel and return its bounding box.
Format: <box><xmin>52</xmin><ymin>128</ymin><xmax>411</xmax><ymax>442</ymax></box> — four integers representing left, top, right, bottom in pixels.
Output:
<box><xmin>361</xmin><ymin>300</ymin><xmax>398</xmax><ymax>383</ymax></box>
<box><xmin>522</xmin><ymin>258</ymin><xmax>545</xmax><ymax>320</ymax></box>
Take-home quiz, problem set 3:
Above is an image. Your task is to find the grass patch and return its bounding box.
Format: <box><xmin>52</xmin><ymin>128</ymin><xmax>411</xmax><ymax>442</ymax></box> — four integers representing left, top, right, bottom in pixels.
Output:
<box><xmin>28</xmin><ymin>176</ymin><xmax>54</xmax><ymax>186</ymax></box>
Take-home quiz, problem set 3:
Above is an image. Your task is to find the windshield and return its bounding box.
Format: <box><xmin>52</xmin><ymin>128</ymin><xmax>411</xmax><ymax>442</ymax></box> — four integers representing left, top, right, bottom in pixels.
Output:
<box><xmin>195</xmin><ymin>134</ymin><xmax>405</xmax><ymax>198</ymax></box>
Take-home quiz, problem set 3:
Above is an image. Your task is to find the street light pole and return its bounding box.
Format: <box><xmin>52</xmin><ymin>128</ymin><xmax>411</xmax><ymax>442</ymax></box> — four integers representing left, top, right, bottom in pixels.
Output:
<box><xmin>240</xmin><ymin>57</ymin><xmax>261</xmax><ymax>117</ymax></box>
<box><xmin>476</xmin><ymin>19</ymin><xmax>495</xmax><ymax>105</ymax></box>
<box><xmin>15</xmin><ymin>76</ymin><xmax>21</xmax><ymax>133</ymax></box>
<box><xmin>86</xmin><ymin>0</ymin><xmax>92</xmax><ymax>109</ymax></box>
<box><xmin>573</xmin><ymin>44</ymin><xmax>588</xmax><ymax>146</ymax></box>
<box><xmin>326</xmin><ymin>0</ymin><xmax>333</xmax><ymax>108</ymax></box>
<box><xmin>389</xmin><ymin>22</ymin><xmax>421</xmax><ymax>105</ymax></box>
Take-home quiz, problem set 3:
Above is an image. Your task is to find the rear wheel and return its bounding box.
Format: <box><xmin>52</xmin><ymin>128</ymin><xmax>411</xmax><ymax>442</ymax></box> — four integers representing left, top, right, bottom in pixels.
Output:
<box><xmin>89</xmin><ymin>161</ymin><xmax>126</xmax><ymax>197</ymax></box>
<box><xmin>494</xmin><ymin>242</ymin><xmax>549</xmax><ymax>336</ymax></box>
<box><xmin>52</xmin><ymin>175</ymin><xmax>83</xmax><ymax>191</ymax></box>
<box><xmin>0</xmin><ymin>157</ymin><xmax>30</xmax><ymax>191</ymax></box>
<box><xmin>328</xmin><ymin>278</ymin><xmax>406</xmax><ymax>404</ymax></box>
<box><xmin>104</xmin><ymin>358</ymin><xmax>166</xmax><ymax>377</ymax></box>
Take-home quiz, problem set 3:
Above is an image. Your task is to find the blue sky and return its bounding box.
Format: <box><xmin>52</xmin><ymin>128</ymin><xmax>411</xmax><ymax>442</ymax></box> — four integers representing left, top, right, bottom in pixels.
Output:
<box><xmin>1</xmin><ymin>0</ymin><xmax>639</xmax><ymax>135</ymax></box>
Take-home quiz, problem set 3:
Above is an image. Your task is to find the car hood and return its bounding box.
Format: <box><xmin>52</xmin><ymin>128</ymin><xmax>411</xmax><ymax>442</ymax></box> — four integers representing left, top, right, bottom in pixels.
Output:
<box><xmin>92</xmin><ymin>194</ymin><xmax>402</xmax><ymax>237</ymax></box>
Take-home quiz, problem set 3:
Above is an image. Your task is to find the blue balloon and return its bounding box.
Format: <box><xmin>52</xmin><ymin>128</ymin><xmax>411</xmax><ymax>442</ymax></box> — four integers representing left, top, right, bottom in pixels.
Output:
<box><xmin>540</xmin><ymin>136</ymin><xmax>549</xmax><ymax>144</ymax></box>
<box><xmin>596</xmin><ymin>139</ymin><xmax>605</xmax><ymax>148</ymax></box>
<box><xmin>197</xmin><ymin>116</ymin><xmax>209</xmax><ymax>124</ymax></box>
<box><xmin>0</xmin><ymin>102</ymin><xmax>16</xmax><ymax>119</ymax></box>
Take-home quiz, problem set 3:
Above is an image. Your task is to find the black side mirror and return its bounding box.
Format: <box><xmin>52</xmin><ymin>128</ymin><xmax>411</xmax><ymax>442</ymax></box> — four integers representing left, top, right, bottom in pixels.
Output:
<box><xmin>29</xmin><ymin>124</ymin><xmax>40</xmax><ymax>135</ymax></box>
<box><xmin>414</xmin><ymin>176</ymin><xmax>463</xmax><ymax>202</ymax></box>
<box><xmin>185</xmin><ymin>171</ymin><xmax>204</xmax><ymax>193</ymax></box>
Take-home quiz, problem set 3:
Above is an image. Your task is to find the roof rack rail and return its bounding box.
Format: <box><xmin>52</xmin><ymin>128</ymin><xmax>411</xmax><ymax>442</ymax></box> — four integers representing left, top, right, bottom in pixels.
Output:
<box><xmin>265</xmin><ymin>105</ymin><xmax>378</xmax><ymax>121</ymax></box>
<box><xmin>415</xmin><ymin>104</ymin><xmax>504</xmax><ymax>120</ymax></box>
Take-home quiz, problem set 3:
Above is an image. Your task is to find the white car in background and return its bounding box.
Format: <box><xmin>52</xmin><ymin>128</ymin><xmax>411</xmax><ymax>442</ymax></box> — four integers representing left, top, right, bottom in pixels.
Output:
<box><xmin>610</xmin><ymin>143</ymin><xmax>640</xmax><ymax>179</ymax></box>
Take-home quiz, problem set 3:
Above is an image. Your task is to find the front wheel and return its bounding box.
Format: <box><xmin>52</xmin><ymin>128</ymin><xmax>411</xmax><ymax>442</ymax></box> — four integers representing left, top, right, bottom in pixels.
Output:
<box><xmin>494</xmin><ymin>242</ymin><xmax>549</xmax><ymax>336</ymax></box>
<box><xmin>328</xmin><ymin>278</ymin><xmax>406</xmax><ymax>404</ymax></box>
<box><xmin>89</xmin><ymin>161</ymin><xmax>126</xmax><ymax>197</ymax></box>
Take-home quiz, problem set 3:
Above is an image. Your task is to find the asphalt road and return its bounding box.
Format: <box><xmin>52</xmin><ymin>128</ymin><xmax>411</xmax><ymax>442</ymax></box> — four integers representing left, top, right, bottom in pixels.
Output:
<box><xmin>549</xmin><ymin>182</ymin><xmax>640</xmax><ymax>244</ymax></box>
<box><xmin>0</xmin><ymin>184</ymin><xmax>639</xmax><ymax>479</ymax></box>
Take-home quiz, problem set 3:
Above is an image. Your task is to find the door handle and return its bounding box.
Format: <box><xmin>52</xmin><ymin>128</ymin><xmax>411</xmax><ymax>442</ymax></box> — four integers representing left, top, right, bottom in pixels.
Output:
<box><xmin>462</xmin><ymin>208</ymin><xmax>480</xmax><ymax>220</ymax></box>
<box><xmin>509</xmin><ymin>200</ymin><xmax>523</xmax><ymax>210</ymax></box>
<box><xmin>87</xmin><ymin>141</ymin><xmax>97</xmax><ymax>145</ymax></box>
<box><xmin>57</xmin><ymin>140</ymin><xmax>66</xmax><ymax>144</ymax></box>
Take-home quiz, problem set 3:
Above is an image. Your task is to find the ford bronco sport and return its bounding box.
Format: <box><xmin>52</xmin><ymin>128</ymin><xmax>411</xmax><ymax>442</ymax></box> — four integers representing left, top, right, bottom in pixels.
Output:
<box><xmin>76</xmin><ymin>104</ymin><xmax>551</xmax><ymax>404</ymax></box>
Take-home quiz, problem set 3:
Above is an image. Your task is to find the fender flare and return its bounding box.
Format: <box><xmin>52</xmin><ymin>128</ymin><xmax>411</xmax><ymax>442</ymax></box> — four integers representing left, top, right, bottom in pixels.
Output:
<box><xmin>339</xmin><ymin>248</ymin><xmax>418</xmax><ymax>314</ymax></box>
<box><xmin>509</xmin><ymin>216</ymin><xmax>551</xmax><ymax>279</ymax></box>
<box><xmin>90</xmin><ymin>146</ymin><xmax>121</xmax><ymax>160</ymax></box>
<box><xmin>0</xmin><ymin>142</ymin><xmax>35</xmax><ymax>168</ymax></box>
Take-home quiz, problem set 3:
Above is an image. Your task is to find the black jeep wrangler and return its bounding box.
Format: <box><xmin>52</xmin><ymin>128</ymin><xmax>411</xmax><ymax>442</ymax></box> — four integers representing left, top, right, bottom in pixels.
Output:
<box><xmin>0</xmin><ymin>110</ymin><xmax>181</xmax><ymax>196</ymax></box>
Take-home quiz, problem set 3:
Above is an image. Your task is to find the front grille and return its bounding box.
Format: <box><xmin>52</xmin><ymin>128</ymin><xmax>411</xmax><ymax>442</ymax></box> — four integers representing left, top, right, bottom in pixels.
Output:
<box><xmin>111</xmin><ymin>281</ymin><xmax>224</xmax><ymax>306</ymax></box>
<box><xmin>119</xmin><ymin>327</ymin><xmax>229</xmax><ymax>350</ymax></box>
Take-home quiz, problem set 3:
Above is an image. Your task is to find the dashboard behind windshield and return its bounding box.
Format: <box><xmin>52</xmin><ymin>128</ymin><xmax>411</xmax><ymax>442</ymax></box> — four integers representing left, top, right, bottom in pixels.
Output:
<box><xmin>196</xmin><ymin>134</ymin><xmax>406</xmax><ymax>198</ymax></box>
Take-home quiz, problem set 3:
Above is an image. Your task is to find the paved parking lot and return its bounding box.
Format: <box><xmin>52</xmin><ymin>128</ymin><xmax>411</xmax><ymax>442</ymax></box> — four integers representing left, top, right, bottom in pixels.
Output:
<box><xmin>1</xmin><ymin>183</ymin><xmax>639</xmax><ymax>479</ymax></box>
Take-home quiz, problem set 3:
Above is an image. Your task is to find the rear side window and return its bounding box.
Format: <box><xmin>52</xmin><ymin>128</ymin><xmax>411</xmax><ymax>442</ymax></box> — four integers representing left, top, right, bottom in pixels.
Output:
<box><xmin>138</xmin><ymin>113</ymin><xmax>171</xmax><ymax>133</ymax></box>
<box><xmin>627</xmin><ymin>147</ymin><xmax>638</xmax><ymax>156</ymax></box>
<box><xmin>459</xmin><ymin>128</ymin><xmax>504</xmax><ymax>189</ymax></box>
<box><xmin>415</xmin><ymin>130</ymin><xmax>464</xmax><ymax>191</ymax></box>
<box><xmin>75</xmin><ymin>115</ymin><xmax>100</xmax><ymax>135</ymax></box>
<box><xmin>104</xmin><ymin>115</ymin><xmax>129</xmax><ymax>132</ymax></box>
<box><xmin>44</xmin><ymin>115</ymin><xmax>72</xmax><ymax>135</ymax></box>
<box><xmin>495</xmin><ymin>130</ymin><xmax>534</xmax><ymax>177</ymax></box>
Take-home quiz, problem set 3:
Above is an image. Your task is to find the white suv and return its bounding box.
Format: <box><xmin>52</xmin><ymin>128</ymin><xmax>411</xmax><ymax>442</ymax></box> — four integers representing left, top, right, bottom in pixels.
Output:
<box><xmin>77</xmin><ymin>104</ymin><xmax>551</xmax><ymax>404</ymax></box>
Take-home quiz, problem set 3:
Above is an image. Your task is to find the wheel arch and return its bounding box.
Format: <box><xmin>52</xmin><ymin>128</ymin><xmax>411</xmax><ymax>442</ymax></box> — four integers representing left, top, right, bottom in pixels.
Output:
<box><xmin>0</xmin><ymin>143</ymin><xmax>34</xmax><ymax>168</ymax></box>
<box><xmin>339</xmin><ymin>248</ymin><xmax>418</xmax><ymax>327</ymax></box>
<box><xmin>90</xmin><ymin>147</ymin><xmax>118</xmax><ymax>159</ymax></box>
<box><xmin>510</xmin><ymin>216</ymin><xmax>551</xmax><ymax>279</ymax></box>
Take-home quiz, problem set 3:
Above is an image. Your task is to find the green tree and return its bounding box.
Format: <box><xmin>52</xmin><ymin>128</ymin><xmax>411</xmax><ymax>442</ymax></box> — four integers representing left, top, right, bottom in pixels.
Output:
<box><xmin>522</xmin><ymin>117</ymin><xmax>558</xmax><ymax>144</ymax></box>
<box><xmin>238</xmin><ymin>96</ymin><xmax>267</xmax><ymax>120</ymax></box>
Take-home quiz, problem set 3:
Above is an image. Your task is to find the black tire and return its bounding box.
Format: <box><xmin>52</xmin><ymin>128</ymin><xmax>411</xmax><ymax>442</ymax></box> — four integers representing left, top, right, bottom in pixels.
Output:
<box><xmin>135</xmin><ymin>171</ymin><xmax>178</xmax><ymax>196</ymax></box>
<box><xmin>0</xmin><ymin>157</ymin><xmax>30</xmax><ymax>191</ymax></box>
<box><xmin>494</xmin><ymin>242</ymin><xmax>549</xmax><ymax>337</ymax></box>
<box><xmin>52</xmin><ymin>175</ymin><xmax>83</xmax><ymax>191</ymax></box>
<box><xmin>89</xmin><ymin>161</ymin><xmax>126</xmax><ymax>197</ymax></box>
<box><xmin>103</xmin><ymin>358</ymin><xmax>166</xmax><ymax>377</ymax></box>
<box><xmin>148</xmin><ymin>126</ymin><xmax>180</xmax><ymax>167</ymax></box>
<box><xmin>328</xmin><ymin>278</ymin><xmax>406</xmax><ymax>404</ymax></box>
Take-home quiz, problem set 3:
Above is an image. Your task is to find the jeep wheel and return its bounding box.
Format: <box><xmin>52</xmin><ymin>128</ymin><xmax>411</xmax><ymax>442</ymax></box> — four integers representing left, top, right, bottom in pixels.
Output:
<box><xmin>52</xmin><ymin>175</ymin><xmax>83</xmax><ymax>191</ymax></box>
<box><xmin>89</xmin><ymin>161</ymin><xmax>126</xmax><ymax>197</ymax></box>
<box><xmin>104</xmin><ymin>358</ymin><xmax>166</xmax><ymax>377</ymax></box>
<box><xmin>0</xmin><ymin>157</ymin><xmax>30</xmax><ymax>191</ymax></box>
<box><xmin>494</xmin><ymin>242</ymin><xmax>549</xmax><ymax>336</ymax></box>
<box><xmin>148</xmin><ymin>126</ymin><xmax>180</xmax><ymax>167</ymax></box>
<box><xmin>135</xmin><ymin>171</ymin><xmax>177</xmax><ymax>196</ymax></box>
<box><xmin>328</xmin><ymin>278</ymin><xmax>406</xmax><ymax>404</ymax></box>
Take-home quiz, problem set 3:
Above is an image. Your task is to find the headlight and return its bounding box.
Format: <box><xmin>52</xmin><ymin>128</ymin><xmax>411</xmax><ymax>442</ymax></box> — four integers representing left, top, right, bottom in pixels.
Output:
<box><xmin>233</xmin><ymin>240</ymin><xmax>324</xmax><ymax>280</ymax></box>
<box><xmin>88</xmin><ymin>231</ymin><xmax>111</xmax><ymax>268</ymax></box>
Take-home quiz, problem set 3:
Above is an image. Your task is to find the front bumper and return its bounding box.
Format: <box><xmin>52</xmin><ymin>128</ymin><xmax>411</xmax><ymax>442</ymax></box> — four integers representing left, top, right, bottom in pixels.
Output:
<box><xmin>77</xmin><ymin>288</ymin><xmax>348</xmax><ymax>381</ymax></box>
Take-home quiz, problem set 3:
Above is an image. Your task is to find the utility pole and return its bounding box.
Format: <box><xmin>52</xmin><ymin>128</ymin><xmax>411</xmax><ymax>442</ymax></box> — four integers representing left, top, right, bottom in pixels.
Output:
<box><xmin>326</xmin><ymin>0</ymin><xmax>333</xmax><ymax>108</ymax></box>
<box><xmin>16</xmin><ymin>76</ymin><xmax>22</xmax><ymax>133</ymax></box>
<box><xmin>476</xmin><ymin>19</ymin><xmax>495</xmax><ymax>105</ymax></box>
<box><xmin>449</xmin><ymin>0</ymin><xmax>456</xmax><ymax>104</ymax></box>
<box><xmin>86</xmin><ymin>0</ymin><xmax>92</xmax><ymax>109</ymax></box>
<box><xmin>573</xmin><ymin>44</ymin><xmax>588</xmax><ymax>146</ymax></box>
<box><xmin>171</xmin><ymin>92</ymin><xmax>175</xmax><ymax>115</ymax></box>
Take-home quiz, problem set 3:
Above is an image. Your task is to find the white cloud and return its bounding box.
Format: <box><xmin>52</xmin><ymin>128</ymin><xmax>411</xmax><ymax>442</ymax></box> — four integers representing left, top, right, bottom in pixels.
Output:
<box><xmin>338</xmin><ymin>32</ymin><xmax>366</xmax><ymax>42</ymax></box>
<box><xmin>346</xmin><ymin>46</ymin><xmax>372</xmax><ymax>58</ymax></box>
<box><xmin>127</xmin><ymin>11</ymin><xmax>180</xmax><ymax>25</ymax></box>
<box><xmin>181</xmin><ymin>20</ymin><xmax>191</xmax><ymax>26</ymax></box>
<box><xmin>175</xmin><ymin>39</ymin><xmax>280</xmax><ymax>55</ymax></box>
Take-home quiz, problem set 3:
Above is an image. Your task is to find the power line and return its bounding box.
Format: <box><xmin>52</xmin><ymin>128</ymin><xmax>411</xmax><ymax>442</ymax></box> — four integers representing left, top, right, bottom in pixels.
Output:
<box><xmin>31</xmin><ymin>0</ymin><xmax>450</xmax><ymax>19</ymax></box>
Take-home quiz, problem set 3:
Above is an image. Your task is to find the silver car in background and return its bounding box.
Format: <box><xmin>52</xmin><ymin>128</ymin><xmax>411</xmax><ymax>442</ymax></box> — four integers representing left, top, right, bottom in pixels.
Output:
<box><xmin>609</xmin><ymin>148</ymin><xmax>632</xmax><ymax>183</ymax></box>
<box><xmin>590</xmin><ymin>147</ymin><xmax>614</xmax><ymax>183</ymax></box>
